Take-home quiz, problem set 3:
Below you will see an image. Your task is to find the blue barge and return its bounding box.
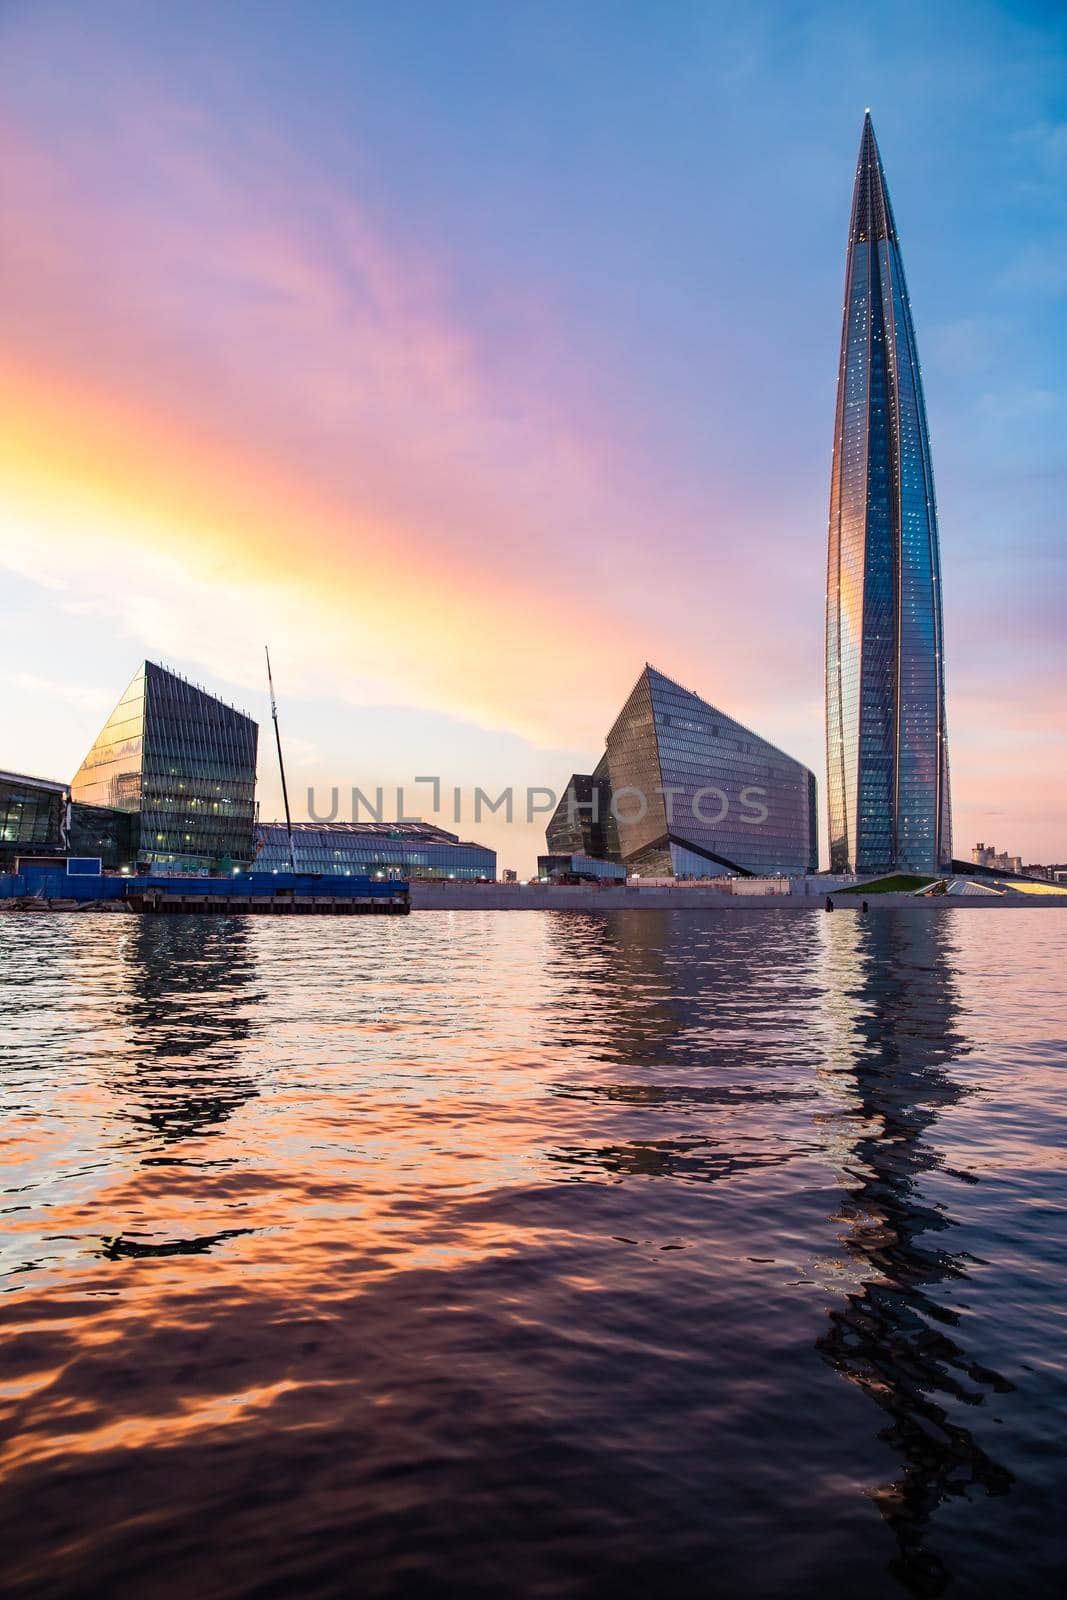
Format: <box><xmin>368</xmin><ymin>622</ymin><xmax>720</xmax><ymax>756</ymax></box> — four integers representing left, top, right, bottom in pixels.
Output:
<box><xmin>0</xmin><ymin>866</ymin><xmax>409</xmax><ymax>915</ymax></box>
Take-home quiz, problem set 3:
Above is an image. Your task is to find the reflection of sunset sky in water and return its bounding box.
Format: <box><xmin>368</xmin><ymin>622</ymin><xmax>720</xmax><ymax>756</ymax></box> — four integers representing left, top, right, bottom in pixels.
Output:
<box><xmin>1</xmin><ymin>911</ymin><xmax>1065</xmax><ymax>1597</ymax></box>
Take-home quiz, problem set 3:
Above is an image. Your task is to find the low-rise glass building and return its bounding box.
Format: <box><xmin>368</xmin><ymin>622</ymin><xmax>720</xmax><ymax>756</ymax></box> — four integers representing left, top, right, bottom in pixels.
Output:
<box><xmin>537</xmin><ymin>852</ymin><xmax>627</xmax><ymax>883</ymax></box>
<box><xmin>254</xmin><ymin>821</ymin><xmax>496</xmax><ymax>881</ymax></box>
<box><xmin>67</xmin><ymin>802</ymin><xmax>136</xmax><ymax>871</ymax></box>
<box><xmin>0</xmin><ymin>770</ymin><xmax>68</xmax><ymax>867</ymax></box>
<box><xmin>70</xmin><ymin>661</ymin><xmax>259</xmax><ymax>872</ymax></box>
<box><xmin>549</xmin><ymin>666</ymin><xmax>817</xmax><ymax>879</ymax></box>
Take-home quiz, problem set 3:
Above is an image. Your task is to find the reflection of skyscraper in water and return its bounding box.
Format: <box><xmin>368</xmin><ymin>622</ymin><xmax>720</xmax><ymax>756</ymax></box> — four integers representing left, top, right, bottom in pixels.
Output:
<box><xmin>818</xmin><ymin>915</ymin><xmax>1012</xmax><ymax>1596</ymax></box>
<box><xmin>115</xmin><ymin>918</ymin><xmax>264</xmax><ymax>1148</ymax></box>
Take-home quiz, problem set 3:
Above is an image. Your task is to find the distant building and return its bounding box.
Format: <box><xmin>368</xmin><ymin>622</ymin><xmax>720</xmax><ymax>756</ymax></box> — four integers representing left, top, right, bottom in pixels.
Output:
<box><xmin>9</xmin><ymin>659</ymin><xmax>499</xmax><ymax>882</ymax></box>
<box><xmin>825</xmin><ymin>115</ymin><xmax>952</xmax><ymax>876</ymax></box>
<box><xmin>972</xmin><ymin>843</ymin><xmax>1024</xmax><ymax>874</ymax></box>
<box><xmin>546</xmin><ymin>665</ymin><xmax>817</xmax><ymax>880</ymax></box>
<box><xmin>537</xmin><ymin>852</ymin><xmax>627</xmax><ymax>883</ymax></box>
<box><xmin>254</xmin><ymin>821</ymin><xmax>495</xmax><ymax>881</ymax></box>
<box><xmin>0</xmin><ymin>769</ymin><xmax>68</xmax><ymax>867</ymax></box>
<box><xmin>71</xmin><ymin>661</ymin><xmax>259</xmax><ymax>872</ymax></box>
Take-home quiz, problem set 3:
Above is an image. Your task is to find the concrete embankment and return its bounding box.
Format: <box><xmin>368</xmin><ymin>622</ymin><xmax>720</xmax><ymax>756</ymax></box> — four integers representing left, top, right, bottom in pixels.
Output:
<box><xmin>410</xmin><ymin>884</ymin><xmax>1067</xmax><ymax>912</ymax></box>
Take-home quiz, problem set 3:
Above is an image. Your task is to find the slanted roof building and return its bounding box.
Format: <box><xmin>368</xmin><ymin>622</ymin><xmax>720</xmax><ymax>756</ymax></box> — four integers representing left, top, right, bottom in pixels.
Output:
<box><xmin>71</xmin><ymin>661</ymin><xmax>259</xmax><ymax>871</ymax></box>
<box><xmin>548</xmin><ymin>666</ymin><xmax>817</xmax><ymax>879</ymax></box>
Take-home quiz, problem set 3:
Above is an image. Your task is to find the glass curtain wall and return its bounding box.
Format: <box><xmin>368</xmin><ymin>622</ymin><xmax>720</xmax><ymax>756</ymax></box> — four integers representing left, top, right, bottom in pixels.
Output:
<box><xmin>0</xmin><ymin>771</ymin><xmax>67</xmax><ymax>863</ymax></box>
<box><xmin>825</xmin><ymin>114</ymin><xmax>951</xmax><ymax>874</ymax></box>
<box><xmin>254</xmin><ymin>823</ymin><xmax>496</xmax><ymax>881</ymax></box>
<box><xmin>71</xmin><ymin>662</ymin><xmax>259</xmax><ymax>871</ymax></box>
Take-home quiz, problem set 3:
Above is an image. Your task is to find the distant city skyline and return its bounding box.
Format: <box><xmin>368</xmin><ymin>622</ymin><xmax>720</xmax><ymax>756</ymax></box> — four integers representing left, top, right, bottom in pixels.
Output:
<box><xmin>1</xmin><ymin>1</ymin><xmax>1063</xmax><ymax>873</ymax></box>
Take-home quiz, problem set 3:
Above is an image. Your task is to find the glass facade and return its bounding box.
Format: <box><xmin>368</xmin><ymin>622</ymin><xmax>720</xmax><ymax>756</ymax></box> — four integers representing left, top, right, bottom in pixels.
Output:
<box><xmin>70</xmin><ymin>662</ymin><xmax>259</xmax><ymax>871</ymax></box>
<box><xmin>549</xmin><ymin>667</ymin><xmax>817</xmax><ymax>879</ymax></box>
<box><xmin>544</xmin><ymin>764</ymin><xmax>618</xmax><ymax>860</ymax></box>
<box><xmin>826</xmin><ymin>115</ymin><xmax>951</xmax><ymax>875</ymax></box>
<box><xmin>0</xmin><ymin>770</ymin><xmax>67</xmax><ymax>865</ymax></box>
<box><xmin>254</xmin><ymin>821</ymin><xmax>496</xmax><ymax>881</ymax></box>
<box><xmin>67</xmin><ymin>802</ymin><xmax>136</xmax><ymax>871</ymax></box>
<box><xmin>537</xmin><ymin>853</ymin><xmax>627</xmax><ymax>882</ymax></box>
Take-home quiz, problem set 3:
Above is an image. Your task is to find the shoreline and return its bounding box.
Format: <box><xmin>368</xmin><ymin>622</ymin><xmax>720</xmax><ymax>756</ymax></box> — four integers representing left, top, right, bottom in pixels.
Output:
<box><xmin>3</xmin><ymin>885</ymin><xmax>1062</xmax><ymax>917</ymax></box>
<box><xmin>410</xmin><ymin>884</ymin><xmax>1067</xmax><ymax>912</ymax></box>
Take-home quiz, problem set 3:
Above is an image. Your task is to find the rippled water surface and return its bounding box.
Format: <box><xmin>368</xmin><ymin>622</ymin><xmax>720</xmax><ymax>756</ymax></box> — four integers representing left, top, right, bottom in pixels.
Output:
<box><xmin>1</xmin><ymin>909</ymin><xmax>1065</xmax><ymax>1598</ymax></box>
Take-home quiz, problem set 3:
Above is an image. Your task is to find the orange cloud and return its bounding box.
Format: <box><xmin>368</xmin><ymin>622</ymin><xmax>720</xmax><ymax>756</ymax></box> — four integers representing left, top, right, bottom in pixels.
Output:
<box><xmin>0</xmin><ymin>355</ymin><xmax>639</xmax><ymax>748</ymax></box>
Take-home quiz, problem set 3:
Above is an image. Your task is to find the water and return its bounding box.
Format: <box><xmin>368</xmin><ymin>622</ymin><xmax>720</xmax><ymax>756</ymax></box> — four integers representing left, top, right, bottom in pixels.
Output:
<box><xmin>1</xmin><ymin>909</ymin><xmax>1065</xmax><ymax>1598</ymax></box>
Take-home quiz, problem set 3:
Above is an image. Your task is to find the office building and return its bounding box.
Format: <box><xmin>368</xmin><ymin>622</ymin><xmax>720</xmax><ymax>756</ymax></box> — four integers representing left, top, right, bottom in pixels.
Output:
<box><xmin>825</xmin><ymin>114</ymin><xmax>952</xmax><ymax>875</ymax></box>
<box><xmin>548</xmin><ymin>666</ymin><xmax>817</xmax><ymax>879</ymax></box>
<box><xmin>71</xmin><ymin>661</ymin><xmax>259</xmax><ymax>872</ymax></box>
<box><xmin>0</xmin><ymin>769</ymin><xmax>68</xmax><ymax>866</ymax></box>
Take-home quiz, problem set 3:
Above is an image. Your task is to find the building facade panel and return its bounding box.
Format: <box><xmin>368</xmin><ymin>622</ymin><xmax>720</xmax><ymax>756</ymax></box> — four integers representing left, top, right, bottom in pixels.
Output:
<box><xmin>545</xmin><ymin>770</ymin><xmax>617</xmax><ymax>861</ymax></box>
<box><xmin>139</xmin><ymin>664</ymin><xmax>258</xmax><ymax>868</ymax></box>
<box><xmin>68</xmin><ymin>802</ymin><xmax>136</xmax><ymax>871</ymax></box>
<box><xmin>603</xmin><ymin>670</ymin><xmax>669</xmax><ymax>863</ymax></box>
<box><xmin>644</xmin><ymin>670</ymin><xmax>816</xmax><ymax>875</ymax></box>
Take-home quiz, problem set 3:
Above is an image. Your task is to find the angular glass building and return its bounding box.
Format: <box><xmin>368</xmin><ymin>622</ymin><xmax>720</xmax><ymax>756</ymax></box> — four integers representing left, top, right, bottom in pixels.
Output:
<box><xmin>71</xmin><ymin>662</ymin><xmax>259</xmax><ymax>871</ymax></box>
<box><xmin>825</xmin><ymin>114</ymin><xmax>952</xmax><ymax>875</ymax></box>
<box><xmin>549</xmin><ymin>666</ymin><xmax>817</xmax><ymax>878</ymax></box>
<box><xmin>254</xmin><ymin>821</ymin><xmax>496</xmax><ymax>881</ymax></box>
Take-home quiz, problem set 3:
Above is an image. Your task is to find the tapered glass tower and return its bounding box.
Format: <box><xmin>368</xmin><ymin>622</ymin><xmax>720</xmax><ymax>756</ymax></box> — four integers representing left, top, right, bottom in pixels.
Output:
<box><xmin>825</xmin><ymin>113</ymin><xmax>951</xmax><ymax>876</ymax></box>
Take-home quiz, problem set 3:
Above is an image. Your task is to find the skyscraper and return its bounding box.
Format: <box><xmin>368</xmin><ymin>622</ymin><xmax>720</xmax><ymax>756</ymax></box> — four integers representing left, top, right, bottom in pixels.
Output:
<box><xmin>825</xmin><ymin>114</ymin><xmax>952</xmax><ymax>876</ymax></box>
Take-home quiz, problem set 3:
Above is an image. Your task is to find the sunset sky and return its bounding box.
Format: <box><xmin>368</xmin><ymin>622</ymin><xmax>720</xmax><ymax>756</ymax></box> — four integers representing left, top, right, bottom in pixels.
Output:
<box><xmin>1</xmin><ymin>0</ymin><xmax>1064</xmax><ymax>871</ymax></box>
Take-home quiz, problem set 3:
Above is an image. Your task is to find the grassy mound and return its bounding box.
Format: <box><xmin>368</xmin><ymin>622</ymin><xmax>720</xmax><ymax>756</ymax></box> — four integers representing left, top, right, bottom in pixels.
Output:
<box><xmin>840</xmin><ymin>874</ymin><xmax>937</xmax><ymax>895</ymax></box>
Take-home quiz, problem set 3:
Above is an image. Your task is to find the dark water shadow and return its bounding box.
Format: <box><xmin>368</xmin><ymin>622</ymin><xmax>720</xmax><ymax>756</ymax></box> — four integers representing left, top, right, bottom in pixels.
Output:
<box><xmin>97</xmin><ymin>1226</ymin><xmax>256</xmax><ymax>1260</ymax></box>
<box><xmin>112</xmin><ymin>917</ymin><xmax>265</xmax><ymax>1151</ymax></box>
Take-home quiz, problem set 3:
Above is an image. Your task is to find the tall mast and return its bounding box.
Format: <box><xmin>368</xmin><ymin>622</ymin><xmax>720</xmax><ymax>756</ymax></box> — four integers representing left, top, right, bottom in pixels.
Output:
<box><xmin>265</xmin><ymin>646</ymin><xmax>296</xmax><ymax>873</ymax></box>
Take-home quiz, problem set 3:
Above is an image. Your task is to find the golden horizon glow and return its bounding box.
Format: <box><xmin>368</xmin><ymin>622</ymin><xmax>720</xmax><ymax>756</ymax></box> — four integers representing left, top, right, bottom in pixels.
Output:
<box><xmin>0</xmin><ymin>357</ymin><xmax>646</xmax><ymax>750</ymax></box>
